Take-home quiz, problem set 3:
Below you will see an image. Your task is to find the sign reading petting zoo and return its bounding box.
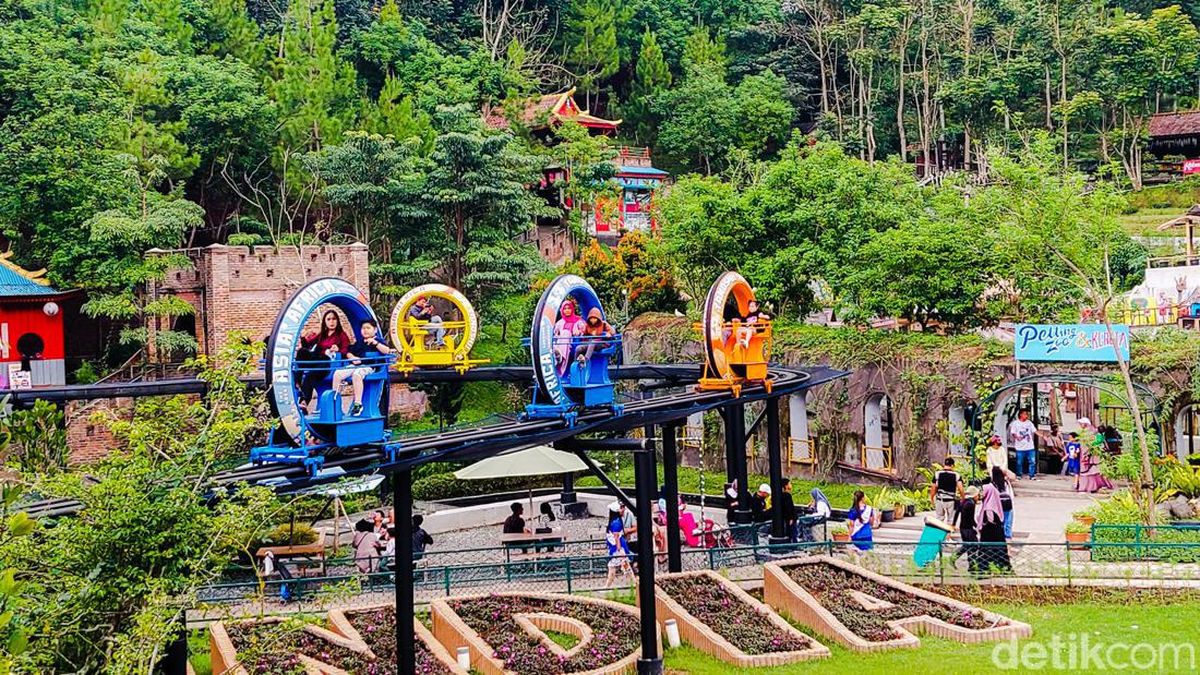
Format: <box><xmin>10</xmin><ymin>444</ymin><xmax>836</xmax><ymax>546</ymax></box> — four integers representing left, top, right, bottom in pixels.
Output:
<box><xmin>1014</xmin><ymin>323</ymin><xmax>1130</xmax><ymax>362</ymax></box>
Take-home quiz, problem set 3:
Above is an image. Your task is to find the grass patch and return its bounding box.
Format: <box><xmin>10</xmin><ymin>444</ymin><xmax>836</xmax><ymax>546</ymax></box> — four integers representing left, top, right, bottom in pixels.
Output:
<box><xmin>576</xmin><ymin>464</ymin><xmax>865</xmax><ymax>509</ymax></box>
<box><xmin>543</xmin><ymin>629</ymin><xmax>581</xmax><ymax>650</ymax></box>
<box><xmin>663</xmin><ymin>600</ymin><xmax>1200</xmax><ymax>674</ymax></box>
<box><xmin>188</xmin><ymin>628</ymin><xmax>212</xmax><ymax>675</ymax></box>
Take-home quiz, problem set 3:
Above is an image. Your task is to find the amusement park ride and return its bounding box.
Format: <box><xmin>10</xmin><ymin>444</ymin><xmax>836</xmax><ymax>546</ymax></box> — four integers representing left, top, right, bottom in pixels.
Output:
<box><xmin>247</xmin><ymin>272</ymin><xmax>777</xmax><ymax>477</ymax></box>
<box><xmin>9</xmin><ymin>270</ymin><xmax>844</xmax><ymax>675</ymax></box>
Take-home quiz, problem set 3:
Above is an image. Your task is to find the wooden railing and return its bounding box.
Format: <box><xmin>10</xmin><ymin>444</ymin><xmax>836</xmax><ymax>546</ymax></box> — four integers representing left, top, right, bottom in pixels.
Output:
<box><xmin>788</xmin><ymin>437</ymin><xmax>814</xmax><ymax>465</ymax></box>
<box><xmin>860</xmin><ymin>446</ymin><xmax>895</xmax><ymax>473</ymax></box>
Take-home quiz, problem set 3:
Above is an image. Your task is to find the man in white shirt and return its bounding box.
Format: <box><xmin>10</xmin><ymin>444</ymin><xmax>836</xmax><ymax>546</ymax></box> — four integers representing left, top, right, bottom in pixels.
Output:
<box><xmin>1008</xmin><ymin>409</ymin><xmax>1038</xmax><ymax>480</ymax></box>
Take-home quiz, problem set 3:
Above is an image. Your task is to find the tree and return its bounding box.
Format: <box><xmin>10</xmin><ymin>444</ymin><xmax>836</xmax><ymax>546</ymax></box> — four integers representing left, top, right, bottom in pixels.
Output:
<box><xmin>623</xmin><ymin>29</ymin><xmax>672</xmax><ymax>146</ymax></box>
<box><xmin>418</xmin><ymin>106</ymin><xmax>549</xmax><ymax>301</ymax></box>
<box><xmin>983</xmin><ymin>136</ymin><xmax>1156</xmax><ymax>520</ymax></box>
<box><xmin>572</xmin><ymin>232</ymin><xmax>685</xmax><ymax>322</ymax></box>
<box><xmin>565</xmin><ymin>0</ymin><xmax>621</xmax><ymax>111</ymax></box>
<box><xmin>270</xmin><ymin>0</ymin><xmax>359</xmax><ymax>157</ymax></box>
<box><xmin>732</xmin><ymin>70</ymin><xmax>794</xmax><ymax>159</ymax></box>
<box><xmin>656</xmin><ymin>69</ymin><xmax>736</xmax><ymax>174</ymax></box>
<box><xmin>2</xmin><ymin>339</ymin><xmax>283</xmax><ymax>672</ymax></box>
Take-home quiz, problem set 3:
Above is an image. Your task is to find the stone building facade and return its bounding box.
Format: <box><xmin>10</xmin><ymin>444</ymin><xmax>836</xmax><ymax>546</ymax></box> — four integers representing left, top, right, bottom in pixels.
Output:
<box><xmin>144</xmin><ymin>243</ymin><xmax>371</xmax><ymax>361</ymax></box>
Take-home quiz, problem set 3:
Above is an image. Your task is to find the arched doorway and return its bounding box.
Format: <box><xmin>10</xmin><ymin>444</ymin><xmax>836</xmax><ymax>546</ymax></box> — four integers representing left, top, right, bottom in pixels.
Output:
<box><xmin>788</xmin><ymin>392</ymin><xmax>813</xmax><ymax>465</ymax></box>
<box><xmin>863</xmin><ymin>393</ymin><xmax>894</xmax><ymax>472</ymax></box>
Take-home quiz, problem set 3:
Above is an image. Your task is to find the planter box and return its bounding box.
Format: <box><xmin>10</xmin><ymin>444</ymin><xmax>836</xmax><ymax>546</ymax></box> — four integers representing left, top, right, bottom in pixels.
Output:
<box><xmin>431</xmin><ymin>592</ymin><xmax>650</xmax><ymax>675</ymax></box>
<box><xmin>328</xmin><ymin>604</ymin><xmax>467</xmax><ymax>674</ymax></box>
<box><xmin>210</xmin><ymin>617</ymin><xmax>369</xmax><ymax>675</ymax></box>
<box><xmin>653</xmin><ymin>570</ymin><xmax>830</xmax><ymax>668</ymax></box>
<box><xmin>763</xmin><ymin>555</ymin><xmax>1032</xmax><ymax>652</ymax></box>
<box><xmin>880</xmin><ymin>508</ymin><xmax>896</xmax><ymax>523</ymax></box>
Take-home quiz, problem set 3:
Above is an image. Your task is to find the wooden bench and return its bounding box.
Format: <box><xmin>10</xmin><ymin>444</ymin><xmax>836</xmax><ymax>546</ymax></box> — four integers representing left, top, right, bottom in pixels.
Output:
<box><xmin>257</xmin><ymin>541</ymin><xmax>327</xmax><ymax>577</ymax></box>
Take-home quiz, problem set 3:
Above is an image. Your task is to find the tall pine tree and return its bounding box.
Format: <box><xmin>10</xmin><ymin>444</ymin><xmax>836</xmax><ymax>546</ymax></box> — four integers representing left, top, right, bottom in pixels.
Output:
<box><xmin>565</xmin><ymin>0</ymin><xmax>620</xmax><ymax>112</ymax></box>
<box><xmin>625</xmin><ymin>29</ymin><xmax>671</xmax><ymax>146</ymax></box>
<box><xmin>270</xmin><ymin>0</ymin><xmax>358</xmax><ymax>159</ymax></box>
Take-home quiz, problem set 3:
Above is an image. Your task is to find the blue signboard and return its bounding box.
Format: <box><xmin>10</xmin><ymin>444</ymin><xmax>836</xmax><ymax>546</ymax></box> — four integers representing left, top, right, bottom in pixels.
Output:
<box><xmin>1014</xmin><ymin>323</ymin><xmax>1131</xmax><ymax>362</ymax></box>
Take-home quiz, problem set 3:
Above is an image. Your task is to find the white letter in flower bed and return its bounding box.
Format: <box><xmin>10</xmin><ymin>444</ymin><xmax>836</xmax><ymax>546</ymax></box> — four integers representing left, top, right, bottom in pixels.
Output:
<box><xmin>762</xmin><ymin>555</ymin><xmax>1032</xmax><ymax>652</ymax></box>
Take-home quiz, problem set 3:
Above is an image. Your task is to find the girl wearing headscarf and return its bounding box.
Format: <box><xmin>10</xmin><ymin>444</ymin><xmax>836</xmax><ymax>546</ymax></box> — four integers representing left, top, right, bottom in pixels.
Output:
<box><xmin>975</xmin><ymin>467</ymin><xmax>1012</xmax><ymax>574</ymax></box>
<box><xmin>553</xmin><ymin>299</ymin><xmax>583</xmax><ymax>375</ymax></box>
<box><xmin>1075</xmin><ymin>418</ymin><xmax>1115</xmax><ymax>493</ymax></box>
<box><xmin>798</xmin><ymin>488</ymin><xmax>832</xmax><ymax>543</ymax></box>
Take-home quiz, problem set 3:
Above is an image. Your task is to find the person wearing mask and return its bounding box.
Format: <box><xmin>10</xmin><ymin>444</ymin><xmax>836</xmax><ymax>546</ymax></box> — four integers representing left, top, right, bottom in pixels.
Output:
<box><xmin>553</xmin><ymin>299</ymin><xmax>583</xmax><ymax>375</ymax></box>
<box><xmin>778</xmin><ymin>479</ymin><xmax>797</xmax><ymax>543</ymax></box>
<box><xmin>297</xmin><ymin>310</ymin><xmax>351</xmax><ymax>415</ymax></box>
<box><xmin>930</xmin><ymin>457</ymin><xmax>964</xmax><ymax>523</ymax></box>
<box><xmin>351</xmin><ymin>519</ymin><xmax>379</xmax><ymax>574</ymax></box>
<box><xmin>953</xmin><ymin>486</ymin><xmax>980</xmax><ymax>573</ymax></box>
<box><xmin>976</xmin><ymin>468</ymin><xmax>1012</xmax><ymax>574</ymax></box>
<box><xmin>412</xmin><ymin>516</ymin><xmax>433</xmax><ymax>561</ymax></box>
<box><xmin>330</xmin><ymin>320</ymin><xmax>392</xmax><ymax>416</ymax></box>
<box><xmin>846</xmin><ymin>490</ymin><xmax>877</xmax><ymax>553</ymax></box>
<box><xmin>736</xmin><ymin>300</ymin><xmax>770</xmax><ymax>350</ymax></box>
<box><xmin>1008</xmin><ymin>408</ymin><xmax>1039</xmax><ymax>480</ymax></box>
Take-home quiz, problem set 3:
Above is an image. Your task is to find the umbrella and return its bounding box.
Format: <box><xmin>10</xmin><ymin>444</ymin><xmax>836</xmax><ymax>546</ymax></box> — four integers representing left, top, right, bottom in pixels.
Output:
<box><xmin>454</xmin><ymin>445</ymin><xmax>588</xmax><ymax>520</ymax></box>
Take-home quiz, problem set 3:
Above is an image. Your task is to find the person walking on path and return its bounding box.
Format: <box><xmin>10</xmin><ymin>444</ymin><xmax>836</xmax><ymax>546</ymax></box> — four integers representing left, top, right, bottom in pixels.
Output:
<box><xmin>1009</xmin><ymin>409</ymin><xmax>1039</xmax><ymax>480</ymax></box>
<box><xmin>953</xmin><ymin>486</ymin><xmax>981</xmax><ymax>573</ymax></box>
<box><xmin>779</xmin><ymin>479</ymin><xmax>797</xmax><ymax>543</ymax></box>
<box><xmin>930</xmin><ymin>457</ymin><xmax>964</xmax><ymax>523</ymax></box>
<box><xmin>976</xmin><ymin>468</ymin><xmax>1012</xmax><ymax>574</ymax></box>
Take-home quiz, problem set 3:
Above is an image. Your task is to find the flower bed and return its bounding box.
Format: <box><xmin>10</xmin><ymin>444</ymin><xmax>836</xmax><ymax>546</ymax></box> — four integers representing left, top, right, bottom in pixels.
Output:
<box><xmin>654</xmin><ymin>570</ymin><xmax>829</xmax><ymax>668</ymax></box>
<box><xmin>329</xmin><ymin>605</ymin><xmax>464</xmax><ymax>675</ymax></box>
<box><xmin>211</xmin><ymin>607</ymin><xmax>465</xmax><ymax>675</ymax></box>
<box><xmin>212</xmin><ymin>617</ymin><xmax>374</xmax><ymax>674</ymax></box>
<box><xmin>431</xmin><ymin>592</ymin><xmax>646</xmax><ymax>675</ymax></box>
<box><xmin>763</xmin><ymin>555</ymin><xmax>1031</xmax><ymax>651</ymax></box>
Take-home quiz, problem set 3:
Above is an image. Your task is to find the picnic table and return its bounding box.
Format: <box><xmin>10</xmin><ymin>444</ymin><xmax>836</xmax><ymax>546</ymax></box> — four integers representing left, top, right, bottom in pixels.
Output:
<box><xmin>257</xmin><ymin>541</ymin><xmax>327</xmax><ymax>577</ymax></box>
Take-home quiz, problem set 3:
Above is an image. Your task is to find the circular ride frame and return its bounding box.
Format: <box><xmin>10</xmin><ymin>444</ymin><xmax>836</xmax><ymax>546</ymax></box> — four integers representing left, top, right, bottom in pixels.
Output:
<box><xmin>389</xmin><ymin>283</ymin><xmax>486</xmax><ymax>374</ymax></box>
<box><xmin>698</xmin><ymin>271</ymin><xmax>772</xmax><ymax>396</ymax></box>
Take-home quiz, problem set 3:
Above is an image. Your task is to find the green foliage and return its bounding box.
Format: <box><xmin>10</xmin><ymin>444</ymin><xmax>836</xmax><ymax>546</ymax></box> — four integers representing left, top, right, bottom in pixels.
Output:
<box><xmin>0</xmin><ymin>401</ymin><xmax>68</xmax><ymax>476</ymax></box>
<box><xmin>570</xmin><ymin>231</ymin><xmax>685</xmax><ymax>322</ymax></box>
<box><xmin>253</xmin><ymin>522</ymin><xmax>320</xmax><ymax>549</ymax></box>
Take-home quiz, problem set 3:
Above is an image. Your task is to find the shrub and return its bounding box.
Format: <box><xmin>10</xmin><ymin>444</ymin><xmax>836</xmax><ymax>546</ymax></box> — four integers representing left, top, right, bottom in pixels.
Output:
<box><xmin>411</xmin><ymin>471</ymin><xmax>559</xmax><ymax>501</ymax></box>
<box><xmin>656</xmin><ymin>575</ymin><xmax>813</xmax><ymax>655</ymax></box>
<box><xmin>254</xmin><ymin>523</ymin><xmax>319</xmax><ymax>550</ymax></box>
<box><xmin>1064</xmin><ymin>521</ymin><xmax>1090</xmax><ymax>535</ymax></box>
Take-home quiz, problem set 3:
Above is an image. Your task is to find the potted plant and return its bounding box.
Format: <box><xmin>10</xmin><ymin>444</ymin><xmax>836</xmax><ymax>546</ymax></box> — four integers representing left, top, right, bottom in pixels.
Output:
<box><xmin>1065</xmin><ymin>520</ymin><xmax>1091</xmax><ymax>549</ymax></box>
<box><xmin>874</xmin><ymin>489</ymin><xmax>896</xmax><ymax>523</ymax></box>
<box><xmin>830</xmin><ymin>523</ymin><xmax>851</xmax><ymax>542</ymax></box>
<box><xmin>1073</xmin><ymin>509</ymin><xmax>1096</xmax><ymax>527</ymax></box>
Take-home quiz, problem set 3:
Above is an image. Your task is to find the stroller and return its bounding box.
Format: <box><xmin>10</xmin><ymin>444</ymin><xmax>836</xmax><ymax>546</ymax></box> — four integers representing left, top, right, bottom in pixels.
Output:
<box><xmin>699</xmin><ymin>518</ymin><xmax>735</xmax><ymax>549</ymax></box>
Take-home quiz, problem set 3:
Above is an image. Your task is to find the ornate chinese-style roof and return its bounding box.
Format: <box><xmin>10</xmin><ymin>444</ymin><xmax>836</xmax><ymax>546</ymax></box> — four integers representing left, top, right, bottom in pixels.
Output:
<box><xmin>0</xmin><ymin>252</ymin><xmax>58</xmax><ymax>297</ymax></box>
<box><xmin>1149</xmin><ymin>110</ymin><xmax>1200</xmax><ymax>138</ymax></box>
<box><xmin>484</xmin><ymin>88</ymin><xmax>621</xmax><ymax>132</ymax></box>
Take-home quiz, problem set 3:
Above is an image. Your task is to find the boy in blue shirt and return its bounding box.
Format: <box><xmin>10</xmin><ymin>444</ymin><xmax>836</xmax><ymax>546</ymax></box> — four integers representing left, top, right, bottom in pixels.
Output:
<box><xmin>1064</xmin><ymin>432</ymin><xmax>1082</xmax><ymax>488</ymax></box>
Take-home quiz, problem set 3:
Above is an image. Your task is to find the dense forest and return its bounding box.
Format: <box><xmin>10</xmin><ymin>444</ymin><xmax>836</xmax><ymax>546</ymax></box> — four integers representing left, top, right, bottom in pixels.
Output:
<box><xmin>1</xmin><ymin>0</ymin><xmax>1192</xmax><ymax>355</ymax></box>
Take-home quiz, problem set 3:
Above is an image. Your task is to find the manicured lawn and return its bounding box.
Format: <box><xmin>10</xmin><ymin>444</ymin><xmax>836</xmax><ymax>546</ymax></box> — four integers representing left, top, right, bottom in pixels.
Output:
<box><xmin>663</xmin><ymin>599</ymin><xmax>1200</xmax><ymax>674</ymax></box>
<box><xmin>576</xmin><ymin>464</ymin><xmax>865</xmax><ymax>509</ymax></box>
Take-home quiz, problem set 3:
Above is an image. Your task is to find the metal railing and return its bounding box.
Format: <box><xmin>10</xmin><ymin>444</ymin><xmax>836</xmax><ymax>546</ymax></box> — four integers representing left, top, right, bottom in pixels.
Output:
<box><xmin>1090</xmin><ymin>523</ymin><xmax>1200</xmax><ymax>563</ymax></box>
<box><xmin>195</xmin><ymin>535</ymin><xmax>1200</xmax><ymax>619</ymax></box>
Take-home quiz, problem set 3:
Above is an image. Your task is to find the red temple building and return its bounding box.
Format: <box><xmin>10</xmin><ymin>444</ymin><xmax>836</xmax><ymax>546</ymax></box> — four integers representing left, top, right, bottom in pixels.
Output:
<box><xmin>0</xmin><ymin>253</ymin><xmax>75</xmax><ymax>388</ymax></box>
<box><xmin>485</xmin><ymin>88</ymin><xmax>670</xmax><ymax>257</ymax></box>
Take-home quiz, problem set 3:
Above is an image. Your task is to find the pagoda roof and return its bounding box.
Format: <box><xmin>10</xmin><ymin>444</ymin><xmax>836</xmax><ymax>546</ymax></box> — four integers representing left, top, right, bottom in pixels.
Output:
<box><xmin>484</xmin><ymin>88</ymin><xmax>621</xmax><ymax>131</ymax></box>
<box><xmin>0</xmin><ymin>252</ymin><xmax>58</xmax><ymax>297</ymax></box>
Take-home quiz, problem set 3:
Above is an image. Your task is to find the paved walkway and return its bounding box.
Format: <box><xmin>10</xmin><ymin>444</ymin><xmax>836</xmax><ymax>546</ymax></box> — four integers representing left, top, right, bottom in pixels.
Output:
<box><xmin>874</xmin><ymin>475</ymin><xmax>1106</xmax><ymax>544</ymax></box>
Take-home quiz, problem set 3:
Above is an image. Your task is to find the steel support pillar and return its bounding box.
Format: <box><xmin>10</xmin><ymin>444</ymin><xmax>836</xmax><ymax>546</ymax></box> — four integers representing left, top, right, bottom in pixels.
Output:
<box><xmin>661</xmin><ymin>422</ymin><xmax>683</xmax><ymax>573</ymax></box>
<box><xmin>766</xmin><ymin>398</ymin><xmax>789</xmax><ymax>545</ymax></box>
<box><xmin>395</xmin><ymin>469</ymin><xmax>415</xmax><ymax>675</ymax></box>
<box><xmin>724</xmin><ymin>404</ymin><xmax>752</xmax><ymax>525</ymax></box>
<box><xmin>633</xmin><ymin>446</ymin><xmax>663</xmax><ymax>675</ymax></box>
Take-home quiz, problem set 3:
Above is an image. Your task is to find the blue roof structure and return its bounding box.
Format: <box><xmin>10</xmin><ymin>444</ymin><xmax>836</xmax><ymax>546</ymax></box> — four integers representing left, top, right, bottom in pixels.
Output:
<box><xmin>0</xmin><ymin>255</ymin><xmax>57</xmax><ymax>297</ymax></box>
<box><xmin>616</xmin><ymin>165</ymin><xmax>669</xmax><ymax>177</ymax></box>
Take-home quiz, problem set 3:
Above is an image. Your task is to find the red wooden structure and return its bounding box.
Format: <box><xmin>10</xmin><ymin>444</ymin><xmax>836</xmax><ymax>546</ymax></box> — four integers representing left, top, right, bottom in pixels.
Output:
<box><xmin>0</xmin><ymin>253</ymin><xmax>74</xmax><ymax>388</ymax></box>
